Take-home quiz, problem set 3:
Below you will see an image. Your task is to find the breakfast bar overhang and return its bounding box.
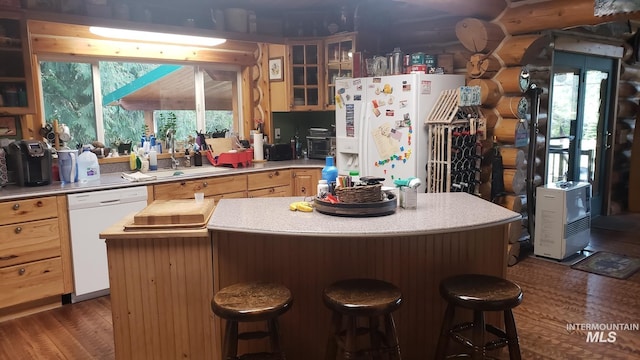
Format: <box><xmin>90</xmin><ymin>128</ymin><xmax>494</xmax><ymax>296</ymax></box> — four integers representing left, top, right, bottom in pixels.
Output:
<box><xmin>208</xmin><ymin>192</ymin><xmax>521</xmax><ymax>359</ymax></box>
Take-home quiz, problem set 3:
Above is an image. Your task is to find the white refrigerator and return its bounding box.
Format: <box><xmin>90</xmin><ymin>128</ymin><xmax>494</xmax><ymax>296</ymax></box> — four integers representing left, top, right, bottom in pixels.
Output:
<box><xmin>335</xmin><ymin>73</ymin><xmax>465</xmax><ymax>192</ymax></box>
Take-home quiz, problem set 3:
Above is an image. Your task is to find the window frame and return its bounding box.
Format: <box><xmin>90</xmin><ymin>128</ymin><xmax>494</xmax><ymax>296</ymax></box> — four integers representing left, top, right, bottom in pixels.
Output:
<box><xmin>36</xmin><ymin>54</ymin><xmax>244</xmax><ymax>145</ymax></box>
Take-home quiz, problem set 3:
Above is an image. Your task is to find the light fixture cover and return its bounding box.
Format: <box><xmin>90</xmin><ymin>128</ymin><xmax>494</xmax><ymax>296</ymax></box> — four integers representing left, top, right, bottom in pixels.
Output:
<box><xmin>89</xmin><ymin>26</ymin><xmax>226</xmax><ymax>47</ymax></box>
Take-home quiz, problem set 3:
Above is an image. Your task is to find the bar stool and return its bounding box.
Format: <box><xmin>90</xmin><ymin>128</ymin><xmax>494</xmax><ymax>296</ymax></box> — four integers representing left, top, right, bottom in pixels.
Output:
<box><xmin>434</xmin><ymin>274</ymin><xmax>523</xmax><ymax>360</ymax></box>
<box><xmin>323</xmin><ymin>278</ymin><xmax>403</xmax><ymax>360</ymax></box>
<box><xmin>211</xmin><ymin>282</ymin><xmax>293</xmax><ymax>360</ymax></box>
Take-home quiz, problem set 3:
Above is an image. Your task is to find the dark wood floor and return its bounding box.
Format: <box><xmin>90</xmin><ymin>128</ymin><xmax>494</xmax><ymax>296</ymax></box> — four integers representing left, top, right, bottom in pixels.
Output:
<box><xmin>1</xmin><ymin>219</ymin><xmax>639</xmax><ymax>359</ymax></box>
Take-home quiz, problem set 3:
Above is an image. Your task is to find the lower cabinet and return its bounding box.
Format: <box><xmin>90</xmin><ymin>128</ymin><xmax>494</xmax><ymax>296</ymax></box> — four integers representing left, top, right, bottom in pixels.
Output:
<box><xmin>154</xmin><ymin>174</ymin><xmax>248</xmax><ymax>201</ymax></box>
<box><xmin>292</xmin><ymin>169</ymin><xmax>320</xmax><ymax>197</ymax></box>
<box><xmin>247</xmin><ymin>169</ymin><xmax>292</xmax><ymax>198</ymax></box>
<box><xmin>0</xmin><ymin>195</ymin><xmax>71</xmax><ymax>320</ymax></box>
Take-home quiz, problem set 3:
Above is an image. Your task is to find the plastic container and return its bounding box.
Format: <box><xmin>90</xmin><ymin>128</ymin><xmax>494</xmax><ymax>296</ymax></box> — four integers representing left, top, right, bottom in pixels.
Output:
<box><xmin>317</xmin><ymin>179</ymin><xmax>329</xmax><ymax>198</ymax></box>
<box><xmin>321</xmin><ymin>156</ymin><xmax>338</xmax><ymax>184</ymax></box>
<box><xmin>77</xmin><ymin>146</ymin><xmax>101</xmax><ymax>182</ymax></box>
<box><xmin>349</xmin><ymin>170</ymin><xmax>360</xmax><ymax>186</ymax></box>
<box><xmin>149</xmin><ymin>148</ymin><xmax>158</xmax><ymax>170</ymax></box>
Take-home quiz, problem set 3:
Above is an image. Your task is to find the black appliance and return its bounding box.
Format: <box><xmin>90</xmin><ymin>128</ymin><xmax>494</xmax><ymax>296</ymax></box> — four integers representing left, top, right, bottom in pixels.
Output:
<box><xmin>7</xmin><ymin>140</ymin><xmax>52</xmax><ymax>186</ymax></box>
<box><xmin>264</xmin><ymin>143</ymin><xmax>293</xmax><ymax>161</ymax></box>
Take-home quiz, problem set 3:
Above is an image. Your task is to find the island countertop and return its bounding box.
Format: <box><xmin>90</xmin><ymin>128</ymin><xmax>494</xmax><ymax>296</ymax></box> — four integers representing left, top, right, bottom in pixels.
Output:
<box><xmin>208</xmin><ymin>192</ymin><xmax>521</xmax><ymax>237</ymax></box>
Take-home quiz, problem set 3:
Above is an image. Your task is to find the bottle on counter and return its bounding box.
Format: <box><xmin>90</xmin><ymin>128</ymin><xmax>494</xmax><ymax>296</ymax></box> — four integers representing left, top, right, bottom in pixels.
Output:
<box><xmin>77</xmin><ymin>146</ymin><xmax>100</xmax><ymax>183</ymax></box>
<box><xmin>184</xmin><ymin>148</ymin><xmax>191</xmax><ymax>167</ymax></box>
<box><xmin>194</xmin><ymin>149</ymin><xmax>202</xmax><ymax>166</ymax></box>
<box><xmin>317</xmin><ymin>179</ymin><xmax>329</xmax><ymax>198</ymax></box>
<box><xmin>349</xmin><ymin>170</ymin><xmax>360</xmax><ymax>185</ymax></box>
<box><xmin>321</xmin><ymin>156</ymin><xmax>338</xmax><ymax>184</ymax></box>
<box><xmin>149</xmin><ymin>147</ymin><xmax>158</xmax><ymax>170</ymax></box>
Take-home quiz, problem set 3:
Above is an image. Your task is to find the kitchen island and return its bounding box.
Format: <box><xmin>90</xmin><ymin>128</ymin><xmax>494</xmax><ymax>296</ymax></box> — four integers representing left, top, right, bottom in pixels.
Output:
<box><xmin>209</xmin><ymin>193</ymin><xmax>521</xmax><ymax>359</ymax></box>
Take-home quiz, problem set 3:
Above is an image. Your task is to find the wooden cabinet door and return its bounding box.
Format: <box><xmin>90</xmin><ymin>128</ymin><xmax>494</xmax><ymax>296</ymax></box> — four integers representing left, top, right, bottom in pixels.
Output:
<box><xmin>325</xmin><ymin>32</ymin><xmax>356</xmax><ymax>110</ymax></box>
<box><xmin>154</xmin><ymin>175</ymin><xmax>247</xmax><ymax>200</ymax></box>
<box><xmin>287</xmin><ymin>40</ymin><xmax>324</xmax><ymax>111</ymax></box>
<box><xmin>0</xmin><ymin>11</ymin><xmax>35</xmax><ymax>115</ymax></box>
<box><xmin>248</xmin><ymin>185</ymin><xmax>292</xmax><ymax>198</ymax></box>
<box><xmin>247</xmin><ymin>169</ymin><xmax>292</xmax><ymax>190</ymax></box>
<box><xmin>292</xmin><ymin>169</ymin><xmax>320</xmax><ymax>197</ymax></box>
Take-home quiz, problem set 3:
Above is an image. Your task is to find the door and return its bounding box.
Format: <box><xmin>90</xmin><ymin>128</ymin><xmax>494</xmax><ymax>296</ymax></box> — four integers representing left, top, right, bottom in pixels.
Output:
<box><xmin>548</xmin><ymin>51</ymin><xmax>616</xmax><ymax>216</ymax></box>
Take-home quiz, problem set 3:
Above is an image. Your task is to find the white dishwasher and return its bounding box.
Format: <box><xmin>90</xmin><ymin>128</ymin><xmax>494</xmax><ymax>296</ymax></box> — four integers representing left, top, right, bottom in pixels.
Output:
<box><xmin>68</xmin><ymin>187</ymin><xmax>148</xmax><ymax>303</ymax></box>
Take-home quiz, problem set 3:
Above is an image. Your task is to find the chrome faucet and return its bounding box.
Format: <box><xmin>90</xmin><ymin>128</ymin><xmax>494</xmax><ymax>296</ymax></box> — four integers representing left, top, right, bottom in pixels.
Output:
<box><xmin>166</xmin><ymin>129</ymin><xmax>180</xmax><ymax>169</ymax></box>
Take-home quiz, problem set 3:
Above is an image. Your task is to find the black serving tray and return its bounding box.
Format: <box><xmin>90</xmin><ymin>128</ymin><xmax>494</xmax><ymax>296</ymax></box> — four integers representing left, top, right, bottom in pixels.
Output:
<box><xmin>314</xmin><ymin>197</ymin><xmax>397</xmax><ymax>217</ymax></box>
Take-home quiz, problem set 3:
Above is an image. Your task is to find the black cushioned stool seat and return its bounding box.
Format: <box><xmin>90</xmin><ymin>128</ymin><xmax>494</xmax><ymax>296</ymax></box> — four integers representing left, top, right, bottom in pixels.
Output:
<box><xmin>323</xmin><ymin>278</ymin><xmax>403</xmax><ymax>360</ymax></box>
<box><xmin>434</xmin><ymin>274</ymin><xmax>523</xmax><ymax>360</ymax></box>
<box><xmin>212</xmin><ymin>282</ymin><xmax>293</xmax><ymax>360</ymax></box>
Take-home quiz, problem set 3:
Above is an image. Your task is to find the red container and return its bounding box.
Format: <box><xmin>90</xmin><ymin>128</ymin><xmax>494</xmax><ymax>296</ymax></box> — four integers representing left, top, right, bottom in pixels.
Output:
<box><xmin>408</xmin><ymin>64</ymin><xmax>427</xmax><ymax>74</ymax></box>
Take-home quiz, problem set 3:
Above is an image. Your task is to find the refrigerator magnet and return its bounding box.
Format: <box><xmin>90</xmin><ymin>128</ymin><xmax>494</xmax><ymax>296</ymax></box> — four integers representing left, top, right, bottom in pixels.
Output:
<box><xmin>386</xmin><ymin>109</ymin><xmax>395</xmax><ymax>117</ymax></box>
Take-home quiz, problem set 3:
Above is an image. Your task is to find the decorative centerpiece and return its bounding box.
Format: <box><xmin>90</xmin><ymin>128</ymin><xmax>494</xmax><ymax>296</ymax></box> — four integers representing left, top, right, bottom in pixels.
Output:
<box><xmin>314</xmin><ymin>176</ymin><xmax>397</xmax><ymax>217</ymax></box>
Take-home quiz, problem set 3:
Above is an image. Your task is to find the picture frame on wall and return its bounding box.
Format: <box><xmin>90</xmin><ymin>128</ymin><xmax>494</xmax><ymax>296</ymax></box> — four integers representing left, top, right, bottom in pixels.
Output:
<box><xmin>269</xmin><ymin>57</ymin><xmax>284</xmax><ymax>82</ymax></box>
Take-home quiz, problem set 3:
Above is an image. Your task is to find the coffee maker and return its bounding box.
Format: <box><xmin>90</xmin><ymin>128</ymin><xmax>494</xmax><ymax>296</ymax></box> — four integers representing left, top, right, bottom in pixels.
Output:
<box><xmin>7</xmin><ymin>140</ymin><xmax>52</xmax><ymax>186</ymax></box>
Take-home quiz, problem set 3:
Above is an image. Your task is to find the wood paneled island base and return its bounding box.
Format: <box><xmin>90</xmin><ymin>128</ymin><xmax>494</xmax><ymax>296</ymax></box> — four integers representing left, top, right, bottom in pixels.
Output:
<box><xmin>210</xmin><ymin>194</ymin><xmax>520</xmax><ymax>359</ymax></box>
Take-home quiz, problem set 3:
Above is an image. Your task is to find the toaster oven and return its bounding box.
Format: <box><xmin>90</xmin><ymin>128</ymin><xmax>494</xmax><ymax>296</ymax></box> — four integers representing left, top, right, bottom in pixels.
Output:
<box><xmin>307</xmin><ymin>136</ymin><xmax>336</xmax><ymax>160</ymax></box>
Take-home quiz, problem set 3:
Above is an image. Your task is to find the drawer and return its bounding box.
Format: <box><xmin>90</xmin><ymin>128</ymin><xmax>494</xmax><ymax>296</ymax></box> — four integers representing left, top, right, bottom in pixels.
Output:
<box><xmin>154</xmin><ymin>175</ymin><xmax>247</xmax><ymax>200</ymax></box>
<box><xmin>248</xmin><ymin>185</ymin><xmax>292</xmax><ymax>198</ymax></box>
<box><xmin>0</xmin><ymin>196</ymin><xmax>58</xmax><ymax>226</ymax></box>
<box><xmin>0</xmin><ymin>257</ymin><xmax>64</xmax><ymax>309</ymax></box>
<box><xmin>0</xmin><ymin>218</ymin><xmax>61</xmax><ymax>268</ymax></box>
<box><xmin>247</xmin><ymin>170</ymin><xmax>292</xmax><ymax>190</ymax></box>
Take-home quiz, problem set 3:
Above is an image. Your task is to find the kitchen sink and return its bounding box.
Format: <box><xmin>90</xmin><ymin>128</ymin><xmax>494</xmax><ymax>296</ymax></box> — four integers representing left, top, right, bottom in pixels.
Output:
<box><xmin>151</xmin><ymin>166</ymin><xmax>230</xmax><ymax>178</ymax></box>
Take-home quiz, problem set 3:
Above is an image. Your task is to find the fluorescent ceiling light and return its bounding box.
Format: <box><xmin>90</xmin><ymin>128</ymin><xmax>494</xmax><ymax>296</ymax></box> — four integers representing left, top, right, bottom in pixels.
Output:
<box><xmin>89</xmin><ymin>26</ymin><xmax>226</xmax><ymax>47</ymax></box>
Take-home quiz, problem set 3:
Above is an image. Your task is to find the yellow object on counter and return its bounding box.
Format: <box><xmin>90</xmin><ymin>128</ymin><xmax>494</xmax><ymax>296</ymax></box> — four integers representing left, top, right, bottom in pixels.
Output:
<box><xmin>129</xmin><ymin>152</ymin><xmax>137</xmax><ymax>171</ymax></box>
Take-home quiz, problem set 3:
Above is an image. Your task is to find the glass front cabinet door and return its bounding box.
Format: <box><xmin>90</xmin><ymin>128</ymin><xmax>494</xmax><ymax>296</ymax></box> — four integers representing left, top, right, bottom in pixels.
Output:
<box><xmin>0</xmin><ymin>11</ymin><xmax>35</xmax><ymax>115</ymax></box>
<box><xmin>287</xmin><ymin>40</ymin><xmax>323</xmax><ymax>110</ymax></box>
<box><xmin>325</xmin><ymin>33</ymin><xmax>355</xmax><ymax>110</ymax></box>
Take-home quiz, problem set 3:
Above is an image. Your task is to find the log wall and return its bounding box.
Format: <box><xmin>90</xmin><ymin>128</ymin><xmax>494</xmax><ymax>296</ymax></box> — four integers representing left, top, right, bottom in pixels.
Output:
<box><xmin>456</xmin><ymin>14</ymin><xmax>553</xmax><ymax>265</ymax></box>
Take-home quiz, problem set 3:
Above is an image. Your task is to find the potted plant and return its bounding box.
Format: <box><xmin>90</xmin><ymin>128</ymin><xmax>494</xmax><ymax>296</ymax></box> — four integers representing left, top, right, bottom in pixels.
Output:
<box><xmin>158</xmin><ymin>112</ymin><xmax>178</xmax><ymax>147</ymax></box>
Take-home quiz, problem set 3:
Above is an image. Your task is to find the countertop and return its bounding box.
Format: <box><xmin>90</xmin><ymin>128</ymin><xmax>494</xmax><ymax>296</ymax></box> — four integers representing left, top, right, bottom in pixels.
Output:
<box><xmin>208</xmin><ymin>193</ymin><xmax>521</xmax><ymax>237</ymax></box>
<box><xmin>0</xmin><ymin>159</ymin><xmax>323</xmax><ymax>201</ymax></box>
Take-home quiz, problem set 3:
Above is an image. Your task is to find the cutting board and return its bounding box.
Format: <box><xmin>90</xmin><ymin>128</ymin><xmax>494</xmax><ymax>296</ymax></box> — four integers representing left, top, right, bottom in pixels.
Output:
<box><xmin>132</xmin><ymin>199</ymin><xmax>215</xmax><ymax>226</ymax></box>
<box><xmin>205</xmin><ymin>138</ymin><xmax>234</xmax><ymax>156</ymax></box>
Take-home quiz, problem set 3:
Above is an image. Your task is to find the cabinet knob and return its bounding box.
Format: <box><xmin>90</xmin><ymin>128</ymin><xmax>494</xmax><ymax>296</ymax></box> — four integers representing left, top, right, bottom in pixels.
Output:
<box><xmin>203</xmin><ymin>182</ymin><xmax>208</xmax><ymax>187</ymax></box>
<box><xmin>18</xmin><ymin>268</ymin><xmax>26</xmax><ymax>276</ymax></box>
<box><xmin>14</xmin><ymin>227</ymin><xmax>22</xmax><ymax>234</ymax></box>
<box><xmin>180</xmin><ymin>181</ymin><xmax>186</xmax><ymax>186</ymax></box>
<box><xmin>269</xmin><ymin>188</ymin><xmax>274</xmax><ymax>193</ymax></box>
<box><xmin>301</xmin><ymin>186</ymin><xmax>306</xmax><ymax>193</ymax></box>
<box><xmin>36</xmin><ymin>201</ymin><xmax>43</xmax><ymax>207</ymax></box>
<box><xmin>13</xmin><ymin>203</ymin><xmax>20</xmax><ymax>210</ymax></box>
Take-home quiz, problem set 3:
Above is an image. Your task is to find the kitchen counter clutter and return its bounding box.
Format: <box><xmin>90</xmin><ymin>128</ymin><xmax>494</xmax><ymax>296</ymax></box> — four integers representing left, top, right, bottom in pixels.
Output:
<box><xmin>0</xmin><ymin>159</ymin><xmax>323</xmax><ymax>201</ymax></box>
<box><xmin>208</xmin><ymin>193</ymin><xmax>520</xmax><ymax>359</ymax></box>
<box><xmin>209</xmin><ymin>192</ymin><xmax>520</xmax><ymax>236</ymax></box>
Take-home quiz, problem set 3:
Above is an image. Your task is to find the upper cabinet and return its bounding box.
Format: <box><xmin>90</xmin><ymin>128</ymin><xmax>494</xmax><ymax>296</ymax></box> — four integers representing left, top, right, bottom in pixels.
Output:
<box><xmin>0</xmin><ymin>11</ymin><xmax>34</xmax><ymax>115</ymax></box>
<box><xmin>324</xmin><ymin>32</ymin><xmax>356</xmax><ymax>110</ymax></box>
<box><xmin>287</xmin><ymin>39</ymin><xmax>323</xmax><ymax>111</ymax></box>
<box><xmin>270</xmin><ymin>33</ymin><xmax>359</xmax><ymax>112</ymax></box>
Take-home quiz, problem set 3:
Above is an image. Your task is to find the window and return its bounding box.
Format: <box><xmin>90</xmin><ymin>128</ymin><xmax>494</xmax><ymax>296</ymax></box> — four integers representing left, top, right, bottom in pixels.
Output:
<box><xmin>39</xmin><ymin>59</ymin><xmax>241</xmax><ymax>150</ymax></box>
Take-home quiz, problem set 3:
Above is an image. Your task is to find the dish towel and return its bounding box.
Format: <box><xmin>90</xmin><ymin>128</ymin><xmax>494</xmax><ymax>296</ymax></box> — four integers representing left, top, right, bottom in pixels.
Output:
<box><xmin>121</xmin><ymin>171</ymin><xmax>157</xmax><ymax>182</ymax></box>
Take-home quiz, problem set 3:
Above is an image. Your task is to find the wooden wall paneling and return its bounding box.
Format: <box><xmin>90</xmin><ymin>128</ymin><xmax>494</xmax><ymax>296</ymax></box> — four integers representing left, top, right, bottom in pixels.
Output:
<box><xmin>481</xmin><ymin>107</ymin><xmax>500</xmax><ymax>129</ymax></box>
<box><xmin>55</xmin><ymin>195</ymin><xmax>73</xmax><ymax>294</ymax></box>
<box><xmin>503</xmin><ymin>168</ymin><xmax>526</xmax><ymax>194</ymax></box>
<box><xmin>618</xmin><ymin>99</ymin><xmax>639</xmax><ymax>118</ymax></box>
<box><xmin>499</xmin><ymin>147</ymin><xmax>526</xmax><ymax>169</ymax></box>
<box><xmin>106</xmin><ymin>235</ymin><xmax>215</xmax><ymax>360</ymax></box>
<box><xmin>493</xmin><ymin>34</ymin><xmax>552</xmax><ymax>67</ymax></box>
<box><xmin>455</xmin><ymin>18</ymin><xmax>505</xmax><ymax>53</ymax></box>
<box><xmin>467</xmin><ymin>53</ymin><xmax>501</xmax><ymax>79</ymax></box>
<box><xmin>494</xmin><ymin>117</ymin><xmax>524</xmax><ymax>143</ymax></box>
<box><xmin>212</xmin><ymin>225</ymin><xmax>509</xmax><ymax>360</ymax></box>
<box><xmin>495</xmin><ymin>96</ymin><xmax>528</xmax><ymax>119</ymax></box>
<box><xmin>493</xmin><ymin>66</ymin><xmax>529</xmax><ymax>94</ymax></box>
<box><xmin>468</xmin><ymin>78</ymin><xmax>502</xmax><ymax>106</ymax></box>
<box><xmin>496</xmin><ymin>0</ymin><xmax>640</xmax><ymax>36</ymax></box>
<box><xmin>618</xmin><ymin>81</ymin><xmax>640</xmax><ymax>98</ymax></box>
